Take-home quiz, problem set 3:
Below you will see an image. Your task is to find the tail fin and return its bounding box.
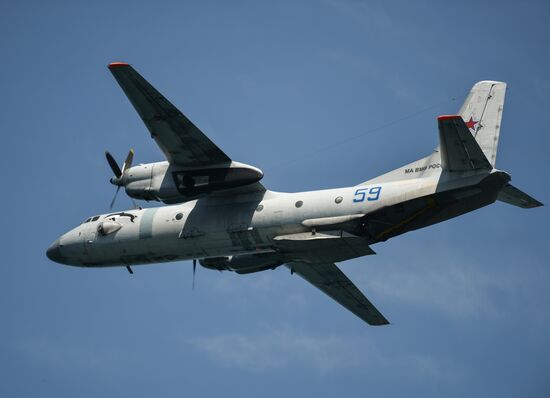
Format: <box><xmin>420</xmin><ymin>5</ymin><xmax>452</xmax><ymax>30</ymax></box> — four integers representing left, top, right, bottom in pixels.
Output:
<box><xmin>360</xmin><ymin>80</ymin><xmax>506</xmax><ymax>185</ymax></box>
<box><xmin>437</xmin><ymin>115</ymin><xmax>492</xmax><ymax>172</ymax></box>
<box><xmin>458</xmin><ymin>81</ymin><xmax>506</xmax><ymax>167</ymax></box>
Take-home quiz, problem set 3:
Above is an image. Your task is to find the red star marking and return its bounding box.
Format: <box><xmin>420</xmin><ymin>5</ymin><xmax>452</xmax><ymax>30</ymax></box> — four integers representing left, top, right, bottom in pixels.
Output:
<box><xmin>465</xmin><ymin>117</ymin><xmax>479</xmax><ymax>130</ymax></box>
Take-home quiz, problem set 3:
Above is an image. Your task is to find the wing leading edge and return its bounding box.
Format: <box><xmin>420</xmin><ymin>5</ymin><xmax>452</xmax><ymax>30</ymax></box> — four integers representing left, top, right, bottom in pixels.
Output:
<box><xmin>108</xmin><ymin>62</ymin><xmax>231</xmax><ymax>168</ymax></box>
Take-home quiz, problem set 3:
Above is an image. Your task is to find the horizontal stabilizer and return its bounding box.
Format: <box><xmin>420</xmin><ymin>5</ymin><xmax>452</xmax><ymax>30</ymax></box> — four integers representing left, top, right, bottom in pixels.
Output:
<box><xmin>498</xmin><ymin>184</ymin><xmax>543</xmax><ymax>208</ymax></box>
<box><xmin>438</xmin><ymin>115</ymin><xmax>492</xmax><ymax>172</ymax></box>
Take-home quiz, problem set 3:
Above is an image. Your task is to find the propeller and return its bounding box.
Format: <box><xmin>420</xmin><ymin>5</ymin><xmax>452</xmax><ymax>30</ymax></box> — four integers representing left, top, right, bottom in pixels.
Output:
<box><xmin>105</xmin><ymin>149</ymin><xmax>135</xmax><ymax>209</ymax></box>
<box><xmin>192</xmin><ymin>259</ymin><xmax>197</xmax><ymax>290</ymax></box>
<box><xmin>109</xmin><ymin>185</ymin><xmax>122</xmax><ymax>209</ymax></box>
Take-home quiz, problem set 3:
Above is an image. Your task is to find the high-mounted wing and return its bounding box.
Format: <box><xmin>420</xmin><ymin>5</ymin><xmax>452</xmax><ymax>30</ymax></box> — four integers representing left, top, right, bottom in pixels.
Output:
<box><xmin>273</xmin><ymin>230</ymin><xmax>387</xmax><ymax>325</ymax></box>
<box><xmin>287</xmin><ymin>262</ymin><xmax>389</xmax><ymax>326</ymax></box>
<box><xmin>438</xmin><ymin>115</ymin><xmax>492</xmax><ymax>172</ymax></box>
<box><xmin>108</xmin><ymin>62</ymin><xmax>231</xmax><ymax>168</ymax></box>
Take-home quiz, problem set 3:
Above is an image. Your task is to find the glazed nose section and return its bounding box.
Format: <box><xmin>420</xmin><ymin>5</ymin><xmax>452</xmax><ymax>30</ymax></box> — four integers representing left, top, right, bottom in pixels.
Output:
<box><xmin>46</xmin><ymin>238</ymin><xmax>65</xmax><ymax>264</ymax></box>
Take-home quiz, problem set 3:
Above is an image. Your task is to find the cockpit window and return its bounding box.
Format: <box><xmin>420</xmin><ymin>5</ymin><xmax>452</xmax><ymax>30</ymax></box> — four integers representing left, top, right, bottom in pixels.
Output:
<box><xmin>83</xmin><ymin>217</ymin><xmax>92</xmax><ymax>224</ymax></box>
<box><xmin>91</xmin><ymin>216</ymin><xmax>100</xmax><ymax>222</ymax></box>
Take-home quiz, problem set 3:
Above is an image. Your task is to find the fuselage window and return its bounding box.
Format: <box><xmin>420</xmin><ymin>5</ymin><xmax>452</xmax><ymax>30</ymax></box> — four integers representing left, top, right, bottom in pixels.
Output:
<box><xmin>335</xmin><ymin>196</ymin><xmax>343</xmax><ymax>204</ymax></box>
<box><xmin>175</xmin><ymin>213</ymin><xmax>183</xmax><ymax>220</ymax></box>
<box><xmin>295</xmin><ymin>200</ymin><xmax>303</xmax><ymax>208</ymax></box>
<box><xmin>256</xmin><ymin>204</ymin><xmax>264</xmax><ymax>212</ymax></box>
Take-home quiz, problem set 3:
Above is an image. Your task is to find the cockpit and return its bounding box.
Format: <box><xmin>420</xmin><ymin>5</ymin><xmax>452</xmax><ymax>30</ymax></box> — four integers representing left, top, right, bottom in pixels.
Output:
<box><xmin>47</xmin><ymin>210</ymin><xmax>142</xmax><ymax>266</ymax></box>
<box><xmin>82</xmin><ymin>215</ymin><xmax>101</xmax><ymax>224</ymax></box>
<box><xmin>81</xmin><ymin>212</ymin><xmax>138</xmax><ymax>225</ymax></box>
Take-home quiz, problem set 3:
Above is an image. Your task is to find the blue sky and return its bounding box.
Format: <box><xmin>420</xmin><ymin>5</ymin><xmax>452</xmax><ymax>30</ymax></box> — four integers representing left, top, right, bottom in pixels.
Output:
<box><xmin>1</xmin><ymin>1</ymin><xmax>549</xmax><ymax>397</ymax></box>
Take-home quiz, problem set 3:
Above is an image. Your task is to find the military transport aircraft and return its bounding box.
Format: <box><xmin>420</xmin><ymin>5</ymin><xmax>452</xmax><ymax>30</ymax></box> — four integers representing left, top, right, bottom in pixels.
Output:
<box><xmin>46</xmin><ymin>63</ymin><xmax>542</xmax><ymax>325</ymax></box>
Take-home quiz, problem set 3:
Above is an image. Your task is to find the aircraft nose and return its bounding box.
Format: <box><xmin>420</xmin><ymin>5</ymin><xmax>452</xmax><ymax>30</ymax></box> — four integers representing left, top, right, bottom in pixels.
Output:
<box><xmin>46</xmin><ymin>239</ymin><xmax>65</xmax><ymax>264</ymax></box>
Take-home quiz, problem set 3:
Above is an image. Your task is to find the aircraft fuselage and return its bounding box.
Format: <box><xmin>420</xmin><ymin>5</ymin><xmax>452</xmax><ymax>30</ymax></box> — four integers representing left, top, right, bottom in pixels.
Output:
<box><xmin>47</xmin><ymin>170</ymin><xmax>508</xmax><ymax>269</ymax></box>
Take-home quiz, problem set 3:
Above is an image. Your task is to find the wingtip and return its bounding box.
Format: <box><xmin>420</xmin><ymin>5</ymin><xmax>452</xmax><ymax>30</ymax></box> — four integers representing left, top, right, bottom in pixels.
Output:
<box><xmin>108</xmin><ymin>61</ymin><xmax>130</xmax><ymax>69</ymax></box>
<box><xmin>437</xmin><ymin>115</ymin><xmax>460</xmax><ymax>121</ymax></box>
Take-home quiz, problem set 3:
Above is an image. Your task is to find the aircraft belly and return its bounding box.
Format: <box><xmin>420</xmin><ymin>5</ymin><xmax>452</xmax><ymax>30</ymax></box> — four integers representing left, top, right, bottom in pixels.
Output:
<box><xmin>365</xmin><ymin>171</ymin><xmax>510</xmax><ymax>243</ymax></box>
<box><xmin>88</xmin><ymin>225</ymin><xmax>284</xmax><ymax>267</ymax></box>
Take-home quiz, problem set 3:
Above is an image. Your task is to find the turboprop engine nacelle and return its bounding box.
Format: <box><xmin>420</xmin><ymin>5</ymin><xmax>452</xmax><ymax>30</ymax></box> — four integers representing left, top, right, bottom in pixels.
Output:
<box><xmin>200</xmin><ymin>253</ymin><xmax>283</xmax><ymax>274</ymax></box>
<box><xmin>120</xmin><ymin>160</ymin><xmax>263</xmax><ymax>204</ymax></box>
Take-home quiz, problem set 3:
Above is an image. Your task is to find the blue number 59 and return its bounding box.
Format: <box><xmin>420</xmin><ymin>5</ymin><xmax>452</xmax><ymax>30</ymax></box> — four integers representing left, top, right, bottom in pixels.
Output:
<box><xmin>353</xmin><ymin>186</ymin><xmax>382</xmax><ymax>202</ymax></box>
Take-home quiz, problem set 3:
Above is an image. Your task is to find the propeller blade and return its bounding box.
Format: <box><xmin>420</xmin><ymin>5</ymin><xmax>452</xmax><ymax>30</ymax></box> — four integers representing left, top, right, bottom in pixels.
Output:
<box><xmin>105</xmin><ymin>151</ymin><xmax>122</xmax><ymax>178</ymax></box>
<box><xmin>106</xmin><ymin>149</ymin><xmax>138</xmax><ymax>210</ymax></box>
<box><xmin>110</xmin><ymin>185</ymin><xmax>121</xmax><ymax>209</ymax></box>
<box><xmin>192</xmin><ymin>259</ymin><xmax>197</xmax><ymax>290</ymax></box>
<box><xmin>121</xmin><ymin>149</ymin><xmax>134</xmax><ymax>174</ymax></box>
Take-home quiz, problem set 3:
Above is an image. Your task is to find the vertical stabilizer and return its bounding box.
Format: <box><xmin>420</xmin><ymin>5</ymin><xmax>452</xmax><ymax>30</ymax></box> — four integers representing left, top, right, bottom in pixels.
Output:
<box><xmin>458</xmin><ymin>81</ymin><xmax>506</xmax><ymax>167</ymax></box>
<box><xmin>360</xmin><ymin>80</ymin><xmax>506</xmax><ymax>185</ymax></box>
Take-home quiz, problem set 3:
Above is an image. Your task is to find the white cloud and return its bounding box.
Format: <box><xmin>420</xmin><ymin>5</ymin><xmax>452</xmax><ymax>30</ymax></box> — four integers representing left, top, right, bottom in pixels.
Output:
<box><xmin>183</xmin><ymin>326</ymin><xmax>464</xmax><ymax>383</ymax></box>
<box><xmin>366</xmin><ymin>261</ymin><xmax>507</xmax><ymax>319</ymax></box>
<box><xmin>185</xmin><ymin>327</ymin><xmax>363</xmax><ymax>373</ymax></box>
<box><xmin>351</xmin><ymin>242</ymin><xmax>550</xmax><ymax>323</ymax></box>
